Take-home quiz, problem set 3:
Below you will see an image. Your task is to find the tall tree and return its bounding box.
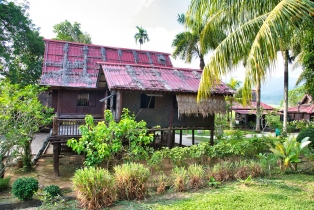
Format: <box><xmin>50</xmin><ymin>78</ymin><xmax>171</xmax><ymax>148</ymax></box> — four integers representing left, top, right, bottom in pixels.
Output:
<box><xmin>0</xmin><ymin>0</ymin><xmax>44</xmax><ymax>86</ymax></box>
<box><xmin>0</xmin><ymin>80</ymin><xmax>52</xmax><ymax>173</ymax></box>
<box><xmin>134</xmin><ymin>26</ymin><xmax>149</xmax><ymax>50</ymax></box>
<box><xmin>296</xmin><ymin>26</ymin><xmax>314</xmax><ymax>97</ymax></box>
<box><xmin>172</xmin><ymin>13</ymin><xmax>225</xmax><ymax>70</ymax></box>
<box><xmin>187</xmin><ymin>0</ymin><xmax>314</xmax><ymax>133</ymax></box>
<box><xmin>53</xmin><ymin>20</ymin><xmax>92</xmax><ymax>44</ymax></box>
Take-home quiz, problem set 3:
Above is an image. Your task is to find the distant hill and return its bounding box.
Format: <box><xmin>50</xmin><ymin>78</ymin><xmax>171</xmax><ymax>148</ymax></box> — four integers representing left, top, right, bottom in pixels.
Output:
<box><xmin>261</xmin><ymin>77</ymin><xmax>299</xmax><ymax>105</ymax></box>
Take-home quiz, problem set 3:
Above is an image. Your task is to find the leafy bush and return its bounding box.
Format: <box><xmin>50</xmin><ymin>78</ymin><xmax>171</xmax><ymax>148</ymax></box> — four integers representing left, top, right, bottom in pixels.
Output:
<box><xmin>269</xmin><ymin>136</ymin><xmax>311</xmax><ymax>173</ymax></box>
<box><xmin>234</xmin><ymin>160</ymin><xmax>263</xmax><ymax>180</ymax></box>
<box><xmin>257</xmin><ymin>153</ymin><xmax>277</xmax><ymax>177</ymax></box>
<box><xmin>0</xmin><ymin>177</ymin><xmax>10</xmax><ymax>191</ymax></box>
<box><xmin>187</xmin><ymin>164</ymin><xmax>205</xmax><ymax>189</ymax></box>
<box><xmin>249</xmin><ymin>161</ymin><xmax>264</xmax><ymax>178</ymax></box>
<box><xmin>72</xmin><ymin>167</ymin><xmax>116</xmax><ymax>209</ymax></box>
<box><xmin>209</xmin><ymin>162</ymin><xmax>235</xmax><ymax>182</ymax></box>
<box><xmin>171</xmin><ymin>166</ymin><xmax>188</xmax><ymax>192</ymax></box>
<box><xmin>296</xmin><ymin>127</ymin><xmax>314</xmax><ymax>148</ymax></box>
<box><xmin>67</xmin><ymin>109</ymin><xmax>154</xmax><ymax>167</ymax></box>
<box><xmin>114</xmin><ymin>162</ymin><xmax>150</xmax><ymax>200</ymax></box>
<box><xmin>289</xmin><ymin>119</ymin><xmax>313</xmax><ymax>130</ymax></box>
<box><xmin>44</xmin><ymin>185</ymin><xmax>61</xmax><ymax>198</ymax></box>
<box><xmin>12</xmin><ymin>177</ymin><xmax>38</xmax><ymax>201</ymax></box>
<box><xmin>156</xmin><ymin>173</ymin><xmax>168</xmax><ymax>194</ymax></box>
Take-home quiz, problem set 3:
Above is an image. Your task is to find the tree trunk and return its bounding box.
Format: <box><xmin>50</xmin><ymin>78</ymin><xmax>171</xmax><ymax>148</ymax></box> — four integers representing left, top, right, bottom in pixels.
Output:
<box><xmin>283</xmin><ymin>50</ymin><xmax>289</xmax><ymax>134</ymax></box>
<box><xmin>23</xmin><ymin>140</ymin><xmax>33</xmax><ymax>172</ymax></box>
<box><xmin>255</xmin><ymin>80</ymin><xmax>261</xmax><ymax>132</ymax></box>
<box><xmin>0</xmin><ymin>156</ymin><xmax>4</xmax><ymax>178</ymax></box>
<box><xmin>230</xmin><ymin>99</ymin><xmax>233</xmax><ymax>129</ymax></box>
<box><xmin>200</xmin><ymin>55</ymin><xmax>205</xmax><ymax>70</ymax></box>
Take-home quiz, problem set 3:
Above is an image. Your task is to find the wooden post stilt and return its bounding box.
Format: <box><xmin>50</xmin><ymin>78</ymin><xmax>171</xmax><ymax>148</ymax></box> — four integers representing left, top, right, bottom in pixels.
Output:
<box><xmin>167</xmin><ymin>128</ymin><xmax>172</xmax><ymax>148</ymax></box>
<box><xmin>52</xmin><ymin>142</ymin><xmax>60</xmax><ymax>177</ymax></box>
<box><xmin>210</xmin><ymin>128</ymin><xmax>214</xmax><ymax>146</ymax></box>
<box><xmin>179</xmin><ymin>130</ymin><xmax>182</xmax><ymax>146</ymax></box>
<box><xmin>192</xmin><ymin>129</ymin><xmax>195</xmax><ymax>145</ymax></box>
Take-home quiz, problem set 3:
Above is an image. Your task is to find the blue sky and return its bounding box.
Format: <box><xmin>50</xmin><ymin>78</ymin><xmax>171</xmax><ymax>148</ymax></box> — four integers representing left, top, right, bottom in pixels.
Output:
<box><xmin>24</xmin><ymin>0</ymin><xmax>302</xmax><ymax>85</ymax></box>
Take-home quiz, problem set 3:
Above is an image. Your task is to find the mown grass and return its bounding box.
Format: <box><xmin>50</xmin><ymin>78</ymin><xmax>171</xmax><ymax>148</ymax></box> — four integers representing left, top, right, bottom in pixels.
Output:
<box><xmin>176</xmin><ymin>129</ymin><xmax>258</xmax><ymax>136</ymax></box>
<box><xmin>112</xmin><ymin>173</ymin><xmax>314</xmax><ymax>210</ymax></box>
<box><xmin>184</xmin><ymin>129</ymin><xmax>260</xmax><ymax>142</ymax></box>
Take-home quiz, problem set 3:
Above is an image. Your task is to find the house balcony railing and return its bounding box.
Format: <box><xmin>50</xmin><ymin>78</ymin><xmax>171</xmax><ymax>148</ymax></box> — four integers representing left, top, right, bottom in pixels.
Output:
<box><xmin>52</xmin><ymin>116</ymin><xmax>103</xmax><ymax>137</ymax></box>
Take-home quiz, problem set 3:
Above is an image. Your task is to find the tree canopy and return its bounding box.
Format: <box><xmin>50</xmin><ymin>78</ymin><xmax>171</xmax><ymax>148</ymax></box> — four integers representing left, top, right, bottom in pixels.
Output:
<box><xmin>0</xmin><ymin>0</ymin><xmax>44</xmax><ymax>86</ymax></box>
<box><xmin>296</xmin><ymin>26</ymin><xmax>314</xmax><ymax>97</ymax></box>
<box><xmin>0</xmin><ymin>80</ymin><xmax>52</xmax><ymax>173</ymax></box>
<box><xmin>186</xmin><ymin>0</ymin><xmax>314</xmax><ymax>132</ymax></box>
<box><xmin>134</xmin><ymin>26</ymin><xmax>149</xmax><ymax>50</ymax></box>
<box><xmin>172</xmin><ymin>13</ymin><xmax>225</xmax><ymax>70</ymax></box>
<box><xmin>53</xmin><ymin>20</ymin><xmax>92</xmax><ymax>44</ymax></box>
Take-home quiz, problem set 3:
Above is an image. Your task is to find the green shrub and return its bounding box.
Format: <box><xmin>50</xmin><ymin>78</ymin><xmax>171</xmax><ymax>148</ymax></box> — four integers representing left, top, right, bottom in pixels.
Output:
<box><xmin>156</xmin><ymin>173</ymin><xmax>168</xmax><ymax>194</ymax></box>
<box><xmin>187</xmin><ymin>164</ymin><xmax>205</xmax><ymax>189</ymax></box>
<box><xmin>72</xmin><ymin>167</ymin><xmax>116</xmax><ymax>209</ymax></box>
<box><xmin>296</xmin><ymin>127</ymin><xmax>314</xmax><ymax>148</ymax></box>
<box><xmin>210</xmin><ymin>162</ymin><xmax>235</xmax><ymax>182</ymax></box>
<box><xmin>44</xmin><ymin>185</ymin><xmax>61</xmax><ymax>198</ymax></box>
<box><xmin>0</xmin><ymin>177</ymin><xmax>10</xmax><ymax>191</ymax></box>
<box><xmin>171</xmin><ymin>166</ymin><xmax>188</xmax><ymax>192</ymax></box>
<box><xmin>67</xmin><ymin>109</ymin><xmax>153</xmax><ymax>167</ymax></box>
<box><xmin>114</xmin><ymin>162</ymin><xmax>150</xmax><ymax>200</ymax></box>
<box><xmin>12</xmin><ymin>177</ymin><xmax>38</xmax><ymax>201</ymax></box>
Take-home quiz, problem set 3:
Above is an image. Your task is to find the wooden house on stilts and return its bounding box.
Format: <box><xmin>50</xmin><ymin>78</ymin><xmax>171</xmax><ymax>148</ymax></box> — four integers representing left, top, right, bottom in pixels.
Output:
<box><xmin>40</xmin><ymin>39</ymin><xmax>234</xmax><ymax>176</ymax></box>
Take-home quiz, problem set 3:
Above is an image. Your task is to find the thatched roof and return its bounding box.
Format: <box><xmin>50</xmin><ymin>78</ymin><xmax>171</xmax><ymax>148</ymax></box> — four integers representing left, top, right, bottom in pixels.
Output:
<box><xmin>176</xmin><ymin>94</ymin><xmax>226</xmax><ymax>117</ymax></box>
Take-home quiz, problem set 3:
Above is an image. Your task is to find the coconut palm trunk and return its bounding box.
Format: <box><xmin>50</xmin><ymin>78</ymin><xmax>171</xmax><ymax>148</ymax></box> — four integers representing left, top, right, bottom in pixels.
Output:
<box><xmin>283</xmin><ymin>49</ymin><xmax>289</xmax><ymax>134</ymax></box>
<box><xmin>255</xmin><ymin>79</ymin><xmax>261</xmax><ymax>132</ymax></box>
<box><xmin>200</xmin><ymin>56</ymin><xmax>205</xmax><ymax>70</ymax></box>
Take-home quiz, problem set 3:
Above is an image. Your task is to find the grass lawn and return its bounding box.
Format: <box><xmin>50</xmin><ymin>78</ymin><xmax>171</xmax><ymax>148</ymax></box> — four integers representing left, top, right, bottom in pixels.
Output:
<box><xmin>183</xmin><ymin>129</ymin><xmax>260</xmax><ymax>142</ymax></box>
<box><xmin>176</xmin><ymin>129</ymin><xmax>258</xmax><ymax>136</ymax></box>
<box><xmin>113</xmin><ymin>173</ymin><xmax>314</xmax><ymax>210</ymax></box>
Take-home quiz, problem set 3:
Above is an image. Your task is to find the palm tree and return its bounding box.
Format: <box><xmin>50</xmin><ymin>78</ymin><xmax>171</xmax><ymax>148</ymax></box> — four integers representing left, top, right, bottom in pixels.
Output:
<box><xmin>134</xmin><ymin>26</ymin><xmax>149</xmax><ymax>50</ymax></box>
<box><xmin>172</xmin><ymin>14</ymin><xmax>225</xmax><ymax>70</ymax></box>
<box><xmin>172</xmin><ymin>14</ymin><xmax>204</xmax><ymax>70</ymax></box>
<box><xmin>187</xmin><ymin>0</ymin><xmax>314</xmax><ymax>133</ymax></box>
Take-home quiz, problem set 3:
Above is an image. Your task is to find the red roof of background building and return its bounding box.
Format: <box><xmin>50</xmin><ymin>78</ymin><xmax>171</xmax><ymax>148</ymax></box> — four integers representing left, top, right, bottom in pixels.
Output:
<box><xmin>286</xmin><ymin>104</ymin><xmax>314</xmax><ymax>114</ymax></box>
<box><xmin>279</xmin><ymin>94</ymin><xmax>314</xmax><ymax>114</ymax></box>
<box><xmin>102</xmin><ymin>63</ymin><xmax>234</xmax><ymax>94</ymax></box>
<box><xmin>232</xmin><ymin>101</ymin><xmax>274</xmax><ymax>110</ymax></box>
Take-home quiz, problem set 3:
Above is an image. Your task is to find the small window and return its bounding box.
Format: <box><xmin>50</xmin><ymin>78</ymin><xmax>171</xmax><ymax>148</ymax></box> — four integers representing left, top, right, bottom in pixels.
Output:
<box><xmin>77</xmin><ymin>93</ymin><xmax>89</xmax><ymax>106</ymax></box>
<box><xmin>140</xmin><ymin>94</ymin><xmax>155</xmax><ymax>108</ymax></box>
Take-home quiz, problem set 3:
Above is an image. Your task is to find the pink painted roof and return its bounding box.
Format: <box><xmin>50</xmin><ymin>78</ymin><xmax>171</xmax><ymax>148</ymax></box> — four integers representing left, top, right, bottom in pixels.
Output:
<box><xmin>279</xmin><ymin>94</ymin><xmax>314</xmax><ymax>114</ymax></box>
<box><xmin>39</xmin><ymin>39</ymin><xmax>234</xmax><ymax>95</ymax></box>
<box><xmin>286</xmin><ymin>104</ymin><xmax>314</xmax><ymax>114</ymax></box>
<box><xmin>232</xmin><ymin>101</ymin><xmax>274</xmax><ymax>110</ymax></box>
<box><xmin>102</xmin><ymin>63</ymin><xmax>234</xmax><ymax>94</ymax></box>
<box><xmin>40</xmin><ymin>39</ymin><xmax>173</xmax><ymax>88</ymax></box>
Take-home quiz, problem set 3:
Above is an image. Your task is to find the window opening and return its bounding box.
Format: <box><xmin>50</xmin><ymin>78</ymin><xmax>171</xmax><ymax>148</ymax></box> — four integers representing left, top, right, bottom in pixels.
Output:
<box><xmin>77</xmin><ymin>93</ymin><xmax>89</xmax><ymax>106</ymax></box>
<box><xmin>140</xmin><ymin>94</ymin><xmax>155</xmax><ymax>108</ymax></box>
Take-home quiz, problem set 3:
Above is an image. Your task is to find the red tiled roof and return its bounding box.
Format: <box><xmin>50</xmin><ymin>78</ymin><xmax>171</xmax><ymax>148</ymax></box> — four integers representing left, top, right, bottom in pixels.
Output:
<box><xmin>235</xmin><ymin>110</ymin><xmax>272</xmax><ymax>115</ymax></box>
<box><xmin>40</xmin><ymin>39</ymin><xmax>173</xmax><ymax>88</ymax></box>
<box><xmin>102</xmin><ymin>63</ymin><xmax>234</xmax><ymax>94</ymax></box>
<box><xmin>279</xmin><ymin>94</ymin><xmax>314</xmax><ymax>114</ymax></box>
<box><xmin>286</xmin><ymin>104</ymin><xmax>314</xmax><ymax>114</ymax></box>
<box><xmin>39</xmin><ymin>39</ymin><xmax>234</xmax><ymax>95</ymax></box>
<box><xmin>232</xmin><ymin>101</ymin><xmax>274</xmax><ymax>110</ymax></box>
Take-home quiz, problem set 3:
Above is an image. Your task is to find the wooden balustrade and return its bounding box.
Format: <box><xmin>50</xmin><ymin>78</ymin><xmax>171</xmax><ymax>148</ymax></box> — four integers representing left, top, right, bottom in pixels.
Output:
<box><xmin>52</xmin><ymin>117</ymin><xmax>103</xmax><ymax>137</ymax></box>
